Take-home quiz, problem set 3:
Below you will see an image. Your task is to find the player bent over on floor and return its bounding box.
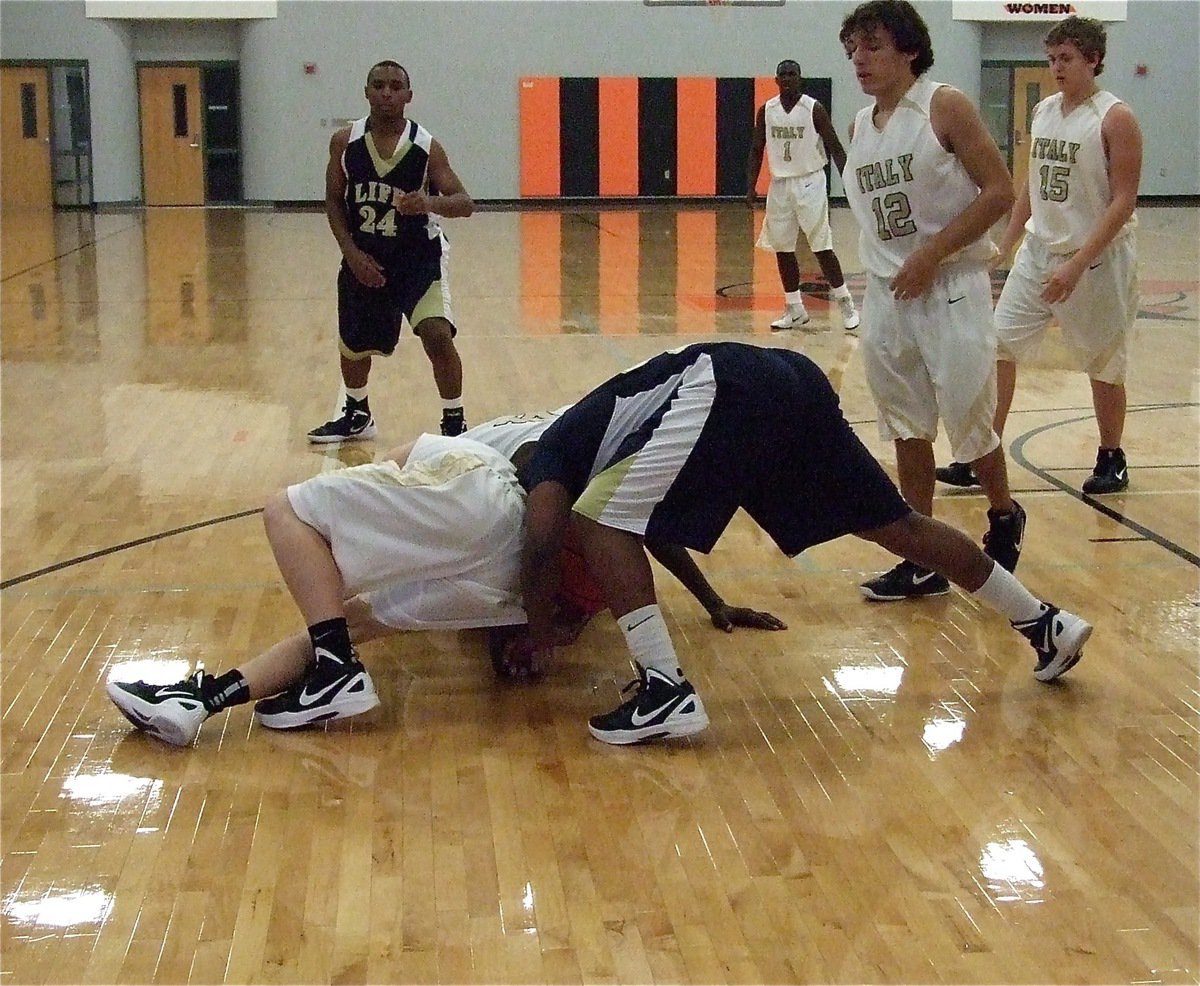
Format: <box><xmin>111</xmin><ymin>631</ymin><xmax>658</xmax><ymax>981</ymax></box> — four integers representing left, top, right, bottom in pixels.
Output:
<box><xmin>518</xmin><ymin>342</ymin><xmax>1093</xmax><ymax>745</ymax></box>
<box><xmin>107</xmin><ymin>415</ymin><xmax>783</xmax><ymax>747</ymax></box>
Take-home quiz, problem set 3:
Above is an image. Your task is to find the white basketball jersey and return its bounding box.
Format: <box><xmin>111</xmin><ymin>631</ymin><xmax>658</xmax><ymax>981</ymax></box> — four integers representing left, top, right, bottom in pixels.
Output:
<box><xmin>460</xmin><ymin>409</ymin><xmax>566</xmax><ymax>459</ymax></box>
<box><xmin>844</xmin><ymin>78</ymin><xmax>996</xmax><ymax>278</ymax></box>
<box><xmin>1024</xmin><ymin>90</ymin><xmax>1137</xmax><ymax>253</ymax></box>
<box><xmin>764</xmin><ymin>94</ymin><xmax>827</xmax><ymax>178</ymax></box>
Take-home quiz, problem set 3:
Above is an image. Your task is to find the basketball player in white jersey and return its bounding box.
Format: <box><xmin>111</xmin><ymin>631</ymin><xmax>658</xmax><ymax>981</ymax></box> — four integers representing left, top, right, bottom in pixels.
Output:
<box><xmin>747</xmin><ymin>59</ymin><xmax>860</xmax><ymax>331</ymax></box>
<box><xmin>106</xmin><ymin>412</ymin><xmax>783</xmax><ymax>747</ymax></box>
<box><xmin>840</xmin><ymin>0</ymin><xmax>1028</xmax><ymax>602</ymax></box>
<box><xmin>937</xmin><ymin>16</ymin><xmax>1142</xmax><ymax>495</ymax></box>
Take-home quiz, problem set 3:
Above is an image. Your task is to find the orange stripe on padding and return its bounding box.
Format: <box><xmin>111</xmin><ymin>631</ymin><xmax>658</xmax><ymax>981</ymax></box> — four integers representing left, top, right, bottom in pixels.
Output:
<box><xmin>520</xmin><ymin>77</ymin><xmax>560</xmax><ymax>197</ymax></box>
<box><xmin>520</xmin><ymin>212</ymin><xmax>562</xmax><ymax>334</ymax></box>
<box><xmin>676</xmin><ymin>77</ymin><xmax>715</xmax><ymax>196</ymax></box>
<box><xmin>599</xmin><ymin>78</ymin><xmax>639</xmax><ymax>196</ymax></box>
<box><xmin>754</xmin><ymin>76</ymin><xmax>777</xmax><ymax>196</ymax></box>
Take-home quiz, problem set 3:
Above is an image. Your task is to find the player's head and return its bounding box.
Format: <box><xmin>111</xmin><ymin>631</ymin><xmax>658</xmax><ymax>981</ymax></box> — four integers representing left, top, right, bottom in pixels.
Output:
<box><xmin>364</xmin><ymin>61</ymin><xmax>412</xmax><ymax>118</ymax></box>
<box><xmin>367</xmin><ymin>60</ymin><xmax>410</xmax><ymax>89</ymax></box>
<box><xmin>839</xmin><ymin>0</ymin><xmax>934</xmax><ymax>78</ymax></box>
<box><xmin>775</xmin><ymin>59</ymin><xmax>802</xmax><ymax>87</ymax></box>
<box><xmin>1044</xmin><ymin>16</ymin><xmax>1106</xmax><ymax>77</ymax></box>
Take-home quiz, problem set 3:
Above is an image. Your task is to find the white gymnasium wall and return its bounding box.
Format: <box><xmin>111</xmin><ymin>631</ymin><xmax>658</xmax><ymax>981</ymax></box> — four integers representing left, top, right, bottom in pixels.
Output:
<box><xmin>238</xmin><ymin>0</ymin><xmax>983</xmax><ymax>201</ymax></box>
<box><xmin>2</xmin><ymin>0</ymin><xmax>1195</xmax><ymax>203</ymax></box>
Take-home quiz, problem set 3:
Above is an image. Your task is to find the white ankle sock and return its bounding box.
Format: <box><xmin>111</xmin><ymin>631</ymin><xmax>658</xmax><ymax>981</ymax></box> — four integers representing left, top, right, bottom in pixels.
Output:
<box><xmin>832</xmin><ymin>284</ymin><xmax>852</xmax><ymax>300</ymax></box>
<box><xmin>618</xmin><ymin>605</ymin><xmax>684</xmax><ymax>682</ymax></box>
<box><xmin>346</xmin><ymin>387</ymin><xmax>368</xmax><ymax>403</ymax></box>
<box><xmin>971</xmin><ymin>564</ymin><xmax>1045</xmax><ymax>624</ymax></box>
<box><xmin>784</xmin><ymin>290</ymin><xmax>804</xmax><ymax>308</ymax></box>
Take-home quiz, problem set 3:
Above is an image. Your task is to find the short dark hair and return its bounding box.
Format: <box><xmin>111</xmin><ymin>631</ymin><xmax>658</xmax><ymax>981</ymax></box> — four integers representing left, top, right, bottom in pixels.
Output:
<box><xmin>367</xmin><ymin>60</ymin><xmax>410</xmax><ymax>88</ymax></box>
<box><xmin>1044</xmin><ymin>16</ymin><xmax>1106</xmax><ymax>76</ymax></box>
<box><xmin>839</xmin><ymin>0</ymin><xmax>935</xmax><ymax>77</ymax></box>
<box><xmin>776</xmin><ymin>59</ymin><xmax>801</xmax><ymax>75</ymax></box>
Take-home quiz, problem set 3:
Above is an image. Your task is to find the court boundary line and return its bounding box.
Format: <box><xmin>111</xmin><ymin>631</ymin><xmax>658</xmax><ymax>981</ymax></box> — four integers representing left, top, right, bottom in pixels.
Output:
<box><xmin>1008</xmin><ymin>402</ymin><xmax>1200</xmax><ymax>568</ymax></box>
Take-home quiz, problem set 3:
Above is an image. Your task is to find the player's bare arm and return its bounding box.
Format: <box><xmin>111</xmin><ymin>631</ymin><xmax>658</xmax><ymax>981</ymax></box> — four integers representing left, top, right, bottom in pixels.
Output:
<box><xmin>1043</xmin><ymin>103</ymin><xmax>1142</xmax><ymax>303</ymax></box>
<box><xmin>519</xmin><ymin>481</ymin><xmax>574</xmax><ymax>665</ymax></box>
<box><xmin>746</xmin><ymin>106</ymin><xmax>767</xmax><ymax>206</ymax></box>
<box><xmin>812</xmin><ymin>102</ymin><xmax>847</xmax><ymax>176</ymax></box>
<box><xmin>646</xmin><ymin>540</ymin><xmax>787</xmax><ymax>633</ymax></box>
<box><xmin>891</xmin><ymin>87</ymin><xmax>1014</xmax><ymax>299</ymax></box>
<box><xmin>325</xmin><ymin>127</ymin><xmax>386</xmax><ymax>287</ymax></box>
<box><xmin>394</xmin><ymin>140</ymin><xmax>474</xmax><ymax>217</ymax></box>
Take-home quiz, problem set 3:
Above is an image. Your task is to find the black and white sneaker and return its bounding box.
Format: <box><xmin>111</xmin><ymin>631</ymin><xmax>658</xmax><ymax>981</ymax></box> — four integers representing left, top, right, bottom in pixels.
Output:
<box><xmin>935</xmin><ymin>461</ymin><xmax>981</xmax><ymax>488</ymax></box>
<box><xmin>307</xmin><ymin>398</ymin><xmax>377</xmax><ymax>444</ymax></box>
<box><xmin>1012</xmin><ymin>605</ymin><xmax>1093</xmax><ymax>682</ymax></box>
<box><xmin>860</xmin><ymin>560</ymin><xmax>951</xmax><ymax>601</ymax></box>
<box><xmin>107</xmin><ymin>670</ymin><xmax>211</xmax><ymax>747</ymax></box>
<box><xmin>983</xmin><ymin>500</ymin><xmax>1026</xmax><ymax>573</ymax></box>
<box><xmin>254</xmin><ymin>657</ymin><xmax>379</xmax><ymax>729</ymax></box>
<box><xmin>588</xmin><ymin>665</ymin><xmax>709</xmax><ymax>745</ymax></box>
<box><xmin>440</xmin><ymin>408</ymin><xmax>467</xmax><ymax>437</ymax></box>
<box><xmin>1081</xmin><ymin>447</ymin><xmax>1129</xmax><ymax>494</ymax></box>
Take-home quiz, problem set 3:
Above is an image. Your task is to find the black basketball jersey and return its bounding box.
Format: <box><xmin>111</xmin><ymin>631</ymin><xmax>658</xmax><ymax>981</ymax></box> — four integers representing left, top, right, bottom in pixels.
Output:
<box><xmin>341</xmin><ymin>116</ymin><xmax>445</xmax><ymax>270</ymax></box>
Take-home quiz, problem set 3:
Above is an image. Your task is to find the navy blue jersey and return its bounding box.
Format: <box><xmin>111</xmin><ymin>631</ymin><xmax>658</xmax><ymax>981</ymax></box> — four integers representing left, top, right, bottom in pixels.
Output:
<box><xmin>522</xmin><ymin>342</ymin><xmax>909</xmax><ymax>556</ymax></box>
<box><xmin>341</xmin><ymin>116</ymin><xmax>445</xmax><ymax>271</ymax></box>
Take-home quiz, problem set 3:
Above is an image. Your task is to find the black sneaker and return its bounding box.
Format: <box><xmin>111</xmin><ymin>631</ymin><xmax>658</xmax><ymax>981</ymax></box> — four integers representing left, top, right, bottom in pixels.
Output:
<box><xmin>440</xmin><ymin>408</ymin><xmax>467</xmax><ymax>437</ymax></box>
<box><xmin>253</xmin><ymin>655</ymin><xmax>379</xmax><ymax>729</ymax></box>
<box><xmin>107</xmin><ymin>669</ymin><xmax>211</xmax><ymax>746</ymax></box>
<box><xmin>307</xmin><ymin>398</ymin><xmax>377</xmax><ymax>444</ymax></box>
<box><xmin>1012</xmin><ymin>605</ymin><xmax>1093</xmax><ymax>681</ymax></box>
<box><xmin>935</xmin><ymin>461</ymin><xmax>981</xmax><ymax>488</ymax></box>
<box><xmin>588</xmin><ymin>665</ymin><xmax>709</xmax><ymax>745</ymax></box>
<box><xmin>1081</xmin><ymin>447</ymin><xmax>1128</xmax><ymax>494</ymax></box>
<box><xmin>860</xmin><ymin>560</ymin><xmax>951</xmax><ymax>601</ymax></box>
<box><xmin>983</xmin><ymin>500</ymin><xmax>1026</xmax><ymax>573</ymax></box>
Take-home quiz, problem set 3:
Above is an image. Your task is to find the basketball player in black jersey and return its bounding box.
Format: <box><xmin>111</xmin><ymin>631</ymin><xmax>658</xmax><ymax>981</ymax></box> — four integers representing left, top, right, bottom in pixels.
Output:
<box><xmin>309</xmin><ymin>60</ymin><xmax>473</xmax><ymax>443</ymax></box>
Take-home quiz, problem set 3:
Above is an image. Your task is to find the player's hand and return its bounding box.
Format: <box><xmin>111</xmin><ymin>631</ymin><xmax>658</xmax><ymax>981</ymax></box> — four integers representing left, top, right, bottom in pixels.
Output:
<box><xmin>393</xmin><ymin>189</ymin><xmax>429</xmax><ymax>216</ymax></box>
<box><xmin>493</xmin><ymin>633</ymin><xmax>553</xmax><ymax>681</ymax></box>
<box><xmin>987</xmin><ymin>250</ymin><xmax>1010</xmax><ymax>274</ymax></box>
<box><xmin>708</xmin><ymin>602</ymin><xmax>787</xmax><ymax>633</ymax></box>
<box><xmin>345</xmin><ymin>247</ymin><xmax>386</xmax><ymax>288</ymax></box>
<box><xmin>889</xmin><ymin>246</ymin><xmax>939</xmax><ymax>301</ymax></box>
<box><xmin>552</xmin><ymin>602</ymin><xmax>595</xmax><ymax>647</ymax></box>
<box><xmin>1041</xmin><ymin>256</ymin><xmax>1084</xmax><ymax>304</ymax></box>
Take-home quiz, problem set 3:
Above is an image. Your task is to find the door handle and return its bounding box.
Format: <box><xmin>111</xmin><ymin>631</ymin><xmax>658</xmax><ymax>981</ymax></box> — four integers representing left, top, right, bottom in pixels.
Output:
<box><xmin>189</xmin><ymin>142</ymin><xmax>200</xmax><ymax>148</ymax></box>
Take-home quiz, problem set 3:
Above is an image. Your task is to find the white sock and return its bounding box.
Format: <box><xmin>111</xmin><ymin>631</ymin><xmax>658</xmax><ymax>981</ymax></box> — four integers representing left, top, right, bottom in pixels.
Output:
<box><xmin>346</xmin><ymin>386</ymin><xmax>368</xmax><ymax>403</ymax></box>
<box><xmin>971</xmin><ymin>563</ymin><xmax>1045</xmax><ymax>624</ymax></box>
<box><xmin>618</xmin><ymin>604</ymin><xmax>684</xmax><ymax>682</ymax></box>
<box><xmin>784</xmin><ymin>290</ymin><xmax>804</xmax><ymax>308</ymax></box>
<box><xmin>831</xmin><ymin>284</ymin><xmax>852</xmax><ymax>300</ymax></box>
<box><xmin>442</xmin><ymin>397</ymin><xmax>464</xmax><ymax>412</ymax></box>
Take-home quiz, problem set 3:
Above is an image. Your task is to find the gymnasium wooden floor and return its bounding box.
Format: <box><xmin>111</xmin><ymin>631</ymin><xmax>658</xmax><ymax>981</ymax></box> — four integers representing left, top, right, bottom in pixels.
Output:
<box><xmin>1</xmin><ymin>202</ymin><xmax>1197</xmax><ymax>985</ymax></box>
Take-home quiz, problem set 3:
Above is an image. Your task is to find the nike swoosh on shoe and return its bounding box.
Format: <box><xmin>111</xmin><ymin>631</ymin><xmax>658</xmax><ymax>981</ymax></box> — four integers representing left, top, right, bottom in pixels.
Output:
<box><xmin>630</xmin><ymin>697</ymin><xmax>683</xmax><ymax>727</ymax></box>
<box><xmin>298</xmin><ymin>676</ymin><xmax>350</xmax><ymax>708</ymax></box>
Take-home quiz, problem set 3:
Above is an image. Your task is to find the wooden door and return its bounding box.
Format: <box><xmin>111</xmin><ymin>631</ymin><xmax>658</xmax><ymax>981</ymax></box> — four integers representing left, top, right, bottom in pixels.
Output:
<box><xmin>1012</xmin><ymin>65</ymin><xmax>1057</xmax><ymax>195</ymax></box>
<box><xmin>138</xmin><ymin>65</ymin><xmax>204</xmax><ymax>206</ymax></box>
<box><xmin>0</xmin><ymin>65</ymin><xmax>52</xmax><ymax>208</ymax></box>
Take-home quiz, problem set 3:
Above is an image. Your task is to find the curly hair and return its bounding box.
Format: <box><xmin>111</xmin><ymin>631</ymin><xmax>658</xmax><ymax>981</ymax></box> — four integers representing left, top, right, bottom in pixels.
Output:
<box><xmin>839</xmin><ymin>0</ymin><xmax>934</xmax><ymax>77</ymax></box>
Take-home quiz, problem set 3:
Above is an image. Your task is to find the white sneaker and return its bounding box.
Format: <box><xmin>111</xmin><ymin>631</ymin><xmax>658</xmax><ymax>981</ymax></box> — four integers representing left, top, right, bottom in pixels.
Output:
<box><xmin>770</xmin><ymin>304</ymin><xmax>811</xmax><ymax>331</ymax></box>
<box><xmin>107</xmin><ymin>670</ymin><xmax>211</xmax><ymax>746</ymax></box>
<box><xmin>1012</xmin><ymin>605</ymin><xmax>1093</xmax><ymax>682</ymax></box>
<box><xmin>837</xmin><ymin>295</ymin><xmax>860</xmax><ymax>331</ymax></box>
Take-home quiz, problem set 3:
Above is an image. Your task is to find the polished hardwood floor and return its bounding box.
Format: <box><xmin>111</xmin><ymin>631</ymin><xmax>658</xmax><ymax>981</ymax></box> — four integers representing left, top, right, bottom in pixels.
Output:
<box><xmin>1</xmin><ymin>202</ymin><xmax>1197</xmax><ymax>985</ymax></box>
